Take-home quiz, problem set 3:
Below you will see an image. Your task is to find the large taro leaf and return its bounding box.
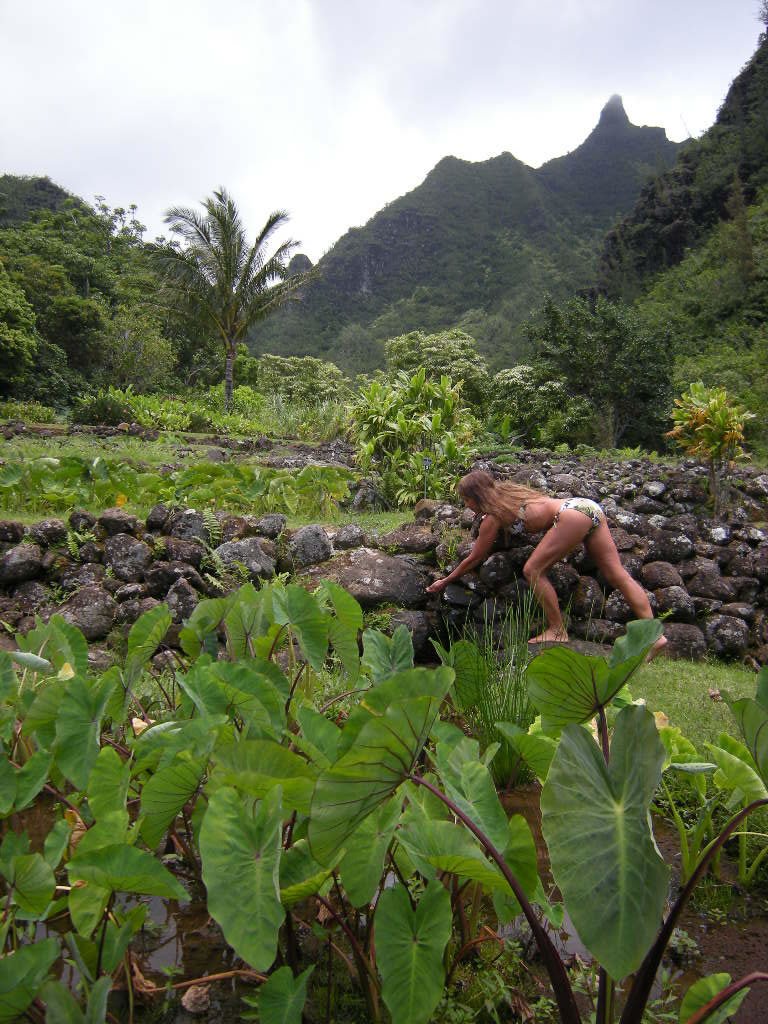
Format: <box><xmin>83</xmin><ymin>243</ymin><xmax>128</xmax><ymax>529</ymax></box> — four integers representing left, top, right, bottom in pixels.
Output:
<box><xmin>375</xmin><ymin>882</ymin><xmax>452</xmax><ymax>1024</ymax></box>
<box><xmin>211</xmin><ymin>739</ymin><xmax>316</xmax><ymax>814</ymax></box>
<box><xmin>223</xmin><ymin>583</ymin><xmax>274</xmax><ymax>660</ymax></box>
<box><xmin>338</xmin><ymin>797</ymin><xmax>401</xmax><ymax>906</ymax></box>
<box><xmin>335</xmin><ymin>667</ymin><xmax>452</xmax><ymax>760</ymax></box>
<box><xmin>495</xmin><ymin>722</ymin><xmax>557</xmax><ymax>783</ymax></box>
<box><xmin>140</xmin><ymin>754</ymin><xmax>206</xmax><ymax>849</ymax></box>
<box><xmin>279</xmin><ymin>840</ymin><xmax>332</xmax><ymax>906</ymax></box>
<box><xmin>541</xmin><ymin>704</ymin><xmax>668</xmax><ymax>981</ymax></box>
<box><xmin>11</xmin><ymin>853</ymin><xmax>56</xmax><ymax>916</ymax></box>
<box><xmin>54</xmin><ymin>674</ymin><xmax>117</xmax><ymax>789</ymax></box>
<box><xmin>441</xmin><ymin>638</ymin><xmax>487</xmax><ymax>712</ymax></box>
<box><xmin>0</xmin><ymin>937</ymin><xmax>59</xmax><ymax>1024</ymax></box>
<box><xmin>528</xmin><ymin>618</ymin><xmax>662</xmax><ymax>728</ymax></box>
<box><xmin>727</xmin><ymin>670</ymin><xmax>768</xmax><ymax>784</ymax></box>
<box><xmin>361</xmin><ymin>625</ymin><xmax>414</xmax><ymax>683</ymax></box>
<box><xmin>68</xmin><ymin>843</ymin><xmax>188</xmax><ymax>901</ymax></box>
<box><xmin>434</xmin><ymin>733</ymin><xmax>509</xmax><ymax>850</ymax></box>
<box><xmin>272</xmin><ymin>584</ymin><xmax>329</xmax><ymax>671</ymax></box>
<box><xmin>679</xmin><ymin>973</ymin><xmax>750</xmax><ymax>1024</ymax></box>
<box><xmin>124</xmin><ymin>604</ymin><xmax>172</xmax><ymax>686</ymax></box>
<box><xmin>20</xmin><ymin>615</ymin><xmax>89</xmax><ymax>677</ymax></box>
<box><xmin>308</xmin><ymin>673</ymin><xmax>452</xmax><ymax>866</ymax></box>
<box><xmin>253</xmin><ymin>965</ymin><xmax>314</xmax><ymax>1024</ymax></box>
<box><xmin>199</xmin><ymin>785</ymin><xmax>284</xmax><ymax>971</ymax></box>
<box><xmin>320</xmin><ymin>580</ymin><xmax>363</xmax><ymax>681</ymax></box>
<box><xmin>705</xmin><ymin>741</ymin><xmax>768</xmax><ymax>804</ymax></box>
<box><xmin>87</xmin><ymin>746</ymin><xmax>130</xmax><ymax>820</ymax></box>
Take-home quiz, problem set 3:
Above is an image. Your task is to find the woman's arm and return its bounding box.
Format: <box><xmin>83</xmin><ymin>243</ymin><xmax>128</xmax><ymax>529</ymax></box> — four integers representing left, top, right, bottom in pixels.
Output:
<box><xmin>425</xmin><ymin>515</ymin><xmax>501</xmax><ymax>593</ymax></box>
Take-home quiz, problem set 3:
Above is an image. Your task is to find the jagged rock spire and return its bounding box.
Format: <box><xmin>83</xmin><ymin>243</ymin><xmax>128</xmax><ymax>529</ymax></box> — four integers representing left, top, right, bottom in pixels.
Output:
<box><xmin>598</xmin><ymin>94</ymin><xmax>630</xmax><ymax>129</ymax></box>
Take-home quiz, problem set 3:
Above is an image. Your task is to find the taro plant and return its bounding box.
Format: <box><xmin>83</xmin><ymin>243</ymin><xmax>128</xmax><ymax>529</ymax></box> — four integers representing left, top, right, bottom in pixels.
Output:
<box><xmin>704</xmin><ymin>667</ymin><xmax>768</xmax><ymax>886</ymax></box>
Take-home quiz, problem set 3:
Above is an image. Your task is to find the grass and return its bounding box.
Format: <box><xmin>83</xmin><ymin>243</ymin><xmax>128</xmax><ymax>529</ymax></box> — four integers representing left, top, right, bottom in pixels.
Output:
<box><xmin>631</xmin><ymin>656</ymin><xmax>758</xmax><ymax>748</ymax></box>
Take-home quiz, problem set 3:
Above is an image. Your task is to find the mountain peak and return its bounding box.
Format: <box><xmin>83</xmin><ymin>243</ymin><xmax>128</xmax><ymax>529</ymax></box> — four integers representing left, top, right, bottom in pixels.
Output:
<box><xmin>598</xmin><ymin>94</ymin><xmax>630</xmax><ymax>129</ymax></box>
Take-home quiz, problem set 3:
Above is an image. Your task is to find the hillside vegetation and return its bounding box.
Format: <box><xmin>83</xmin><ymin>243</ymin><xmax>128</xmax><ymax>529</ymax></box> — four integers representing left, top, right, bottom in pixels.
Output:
<box><xmin>249</xmin><ymin>96</ymin><xmax>680</xmax><ymax>372</ymax></box>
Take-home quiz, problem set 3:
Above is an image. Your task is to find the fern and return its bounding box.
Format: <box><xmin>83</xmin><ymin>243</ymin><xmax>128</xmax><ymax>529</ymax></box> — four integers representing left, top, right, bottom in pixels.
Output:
<box><xmin>201</xmin><ymin>508</ymin><xmax>223</xmax><ymax>547</ymax></box>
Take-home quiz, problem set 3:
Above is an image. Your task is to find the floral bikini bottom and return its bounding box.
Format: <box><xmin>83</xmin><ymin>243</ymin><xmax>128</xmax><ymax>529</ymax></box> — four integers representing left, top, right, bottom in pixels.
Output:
<box><xmin>552</xmin><ymin>497</ymin><xmax>605</xmax><ymax>537</ymax></box>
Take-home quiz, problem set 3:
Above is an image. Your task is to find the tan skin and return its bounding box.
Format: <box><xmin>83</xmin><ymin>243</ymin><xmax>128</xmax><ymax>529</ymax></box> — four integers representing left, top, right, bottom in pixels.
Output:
<box><xmin>427</xmin><ymin>495</ymin><xmax>667</xmax><ymax>651</ymax></box>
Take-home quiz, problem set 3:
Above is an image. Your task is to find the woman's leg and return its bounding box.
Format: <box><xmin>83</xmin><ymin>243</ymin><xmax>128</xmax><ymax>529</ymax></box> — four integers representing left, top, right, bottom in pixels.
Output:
<box><xmin>585</xmin><ymin>521</ymin><xmax>667</xmax><ymax>656</ymax></box>
<box><xmin>524</xmin><ymin>511</ymin><xmax>592</xmax><ymax>643</ymax></box>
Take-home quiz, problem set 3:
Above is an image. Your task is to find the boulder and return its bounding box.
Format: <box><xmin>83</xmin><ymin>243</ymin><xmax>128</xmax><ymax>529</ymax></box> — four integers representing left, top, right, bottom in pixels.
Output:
<box><xmin>654</xmin><ymin>586</ymin><xmax>696</xmax><ymax>623</ymax></box>
<box><xmin>298</xmin><ymin>548</ymin><xmax>428</xmax><ymax>608</ymax></box>
<box><xmin>166</xmin><ymin>578</ymin><xmax>200</xmax><ymax>623</ymax></box>
<box><xmin>704</xmin><ymin>615</ymin><xmax>750</xmax><ymax>658</ymax></box>
<box><xmin>98</xmin><ymin>507</ymin><xmax>139</xmax><ymax>537</ymax></box>
<box><xmin>115</xmin><ymin>596</ymin><xmax>161</xmax><ymax>626</ymax></box>
<box><xmin>28</xmin><ymin>519</ymin><xmax>68</xmax><ymax>547</ymax></box>
<box><xmin>571</xmin><ymin>576</ymin><xmax>605</xmax><ymax>619</ymax></box>
<box><xmin>156</xmin><ymin>536</ymin><xmax>205</xmax><ymax>568</ymax></box>
<box><xmin>165</xmin><ymin>509</ymin><xmax>209</xmax><ymax>543</ymax></box>
<box><xmin>59</xmin><ymin>585</ymin><xmax>117</xmax><ymax>640</ymax></box>
<box><xmin>377</xmin><ymin>523</ymin><xmax>437</xmax><ymax>554</ymax></box>
<box><xmin>213</xmin><ymin>538</ymin><xmax>275</xmax><ymax>582</ymax></box>
<box><xmin>69</xmin><ymin>509</ymin><xmax>96</xmax><ymax>532</ymax></box>
<box><xmin>662</xmin><ymin>623</ymin><xmax>707</xmax><ymax>661</ymax></box>
<box><xmin>0</xmin><ymin>521</ymin><xmax>25</xmax><ymax>544</ymax></box>
<box><xmin>334</xmin><ymin>524</ymin><xmax>366</xmax><ymax>549</ymax></box>
<box><xmin>288</xmin><ymin>525</ymin><xmax>332</xmax><ymax>568</ymax></box>
<box><xmin>646</xmin><ymin>531</ymin><xmax>695</xmax><ymax>563</ymax></box>
<box><xmin>0</xmin><ymin>544</ymin><xmax>43</xmax><ymax>585</ymax></box>
<box><xmin>254</xmin><ymin>514</ymin><xmax>287</xmax><ymax>539</ymax></box>
<box><xmin>477</xmin><ymin>552</ymin><xmax>517</xmax><ymax>588</ymax></box>
<box><xmin>61</xmin><ymin>563</ymin><xmax>106</xmax><ymax>592</ymax></box>
<box><xmin>104</xmin><ymin>535</ymin><xmax>153</xmax><ymax>583</ymax></box>
<box><xmin>146</xmin><ymin>504</ymin><xmax>171</xmax><ymax>531</ymax></box>
<box><xmin>640</xmin><ymin>561</ymin><xmax>684</xmax><ymax>590</ymax></box>
<box><xmin>144</xmin><ymin>561</ymin><xmax>207</xmax><ymax>598</ymax></box>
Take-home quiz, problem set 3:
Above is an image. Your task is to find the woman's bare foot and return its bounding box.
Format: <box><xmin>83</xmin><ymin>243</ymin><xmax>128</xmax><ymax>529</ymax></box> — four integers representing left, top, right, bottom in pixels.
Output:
<box><xmin>528</xmin><ymin>629</ymin><xmax>569</xmax><ymax>645</ymax></box>
<box><xmin>646</xmin><ymin>634</ymin><xmax>668</xmax><ymax>662</ymax></box>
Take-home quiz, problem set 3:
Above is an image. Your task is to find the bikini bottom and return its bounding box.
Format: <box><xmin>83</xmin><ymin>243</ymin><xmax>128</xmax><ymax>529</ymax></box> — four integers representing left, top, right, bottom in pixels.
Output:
<box><xmin>552</xmin><ymin>496</ymin><xmax>604</xmax><ymax>537</ymax></box>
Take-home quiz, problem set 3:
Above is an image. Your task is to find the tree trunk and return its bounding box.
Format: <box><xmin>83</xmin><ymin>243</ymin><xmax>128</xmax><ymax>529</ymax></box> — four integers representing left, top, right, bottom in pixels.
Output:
<box><xmin>224</xmin><ymin>345</ymin><xmax>235</xmax><ymax>412</ymax></box>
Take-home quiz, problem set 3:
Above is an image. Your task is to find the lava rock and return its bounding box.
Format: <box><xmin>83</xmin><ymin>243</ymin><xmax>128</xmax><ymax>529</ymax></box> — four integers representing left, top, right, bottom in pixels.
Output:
<box><xmin>103</xmin><ymin>535</ymin><xmax>153</xmax><ymax>583</ymax></box>
<box><xmin>0</xmin><ymin>544</ymin><xmax>43</xmax><ymax>585</ymax></box>
<box><xmin>58</xmin><ymin>585</ymin><xmax>117</xmax><ymax>640</ymax></box>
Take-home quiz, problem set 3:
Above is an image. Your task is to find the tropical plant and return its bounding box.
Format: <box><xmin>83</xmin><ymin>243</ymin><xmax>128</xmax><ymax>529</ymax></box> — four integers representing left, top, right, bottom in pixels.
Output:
<box><xmin>150</xmin><ymin>188</ymin><xmax>307</xmax><ymax>409</ymax></box>
<box><xmin>349</xmin><ymin>367</ymin><xmax>476</xmax><ymax>507</ymax></box>
<box><xmin>384</xmin><ymin>328</ymin><xmax>491</xmax><ymax>410</ymax></box>
<box><xmin>666</xmin><ymin>382</ymin><xmax>755</xmax><ymax>517</ymax></box>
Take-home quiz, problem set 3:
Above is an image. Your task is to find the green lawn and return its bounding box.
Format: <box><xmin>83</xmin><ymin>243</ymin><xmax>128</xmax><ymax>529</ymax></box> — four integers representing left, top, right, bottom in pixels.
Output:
<box><xmin>632</xmin><ymin>657</ymin><xmax>759</xmax><ymax>749</ymax></box>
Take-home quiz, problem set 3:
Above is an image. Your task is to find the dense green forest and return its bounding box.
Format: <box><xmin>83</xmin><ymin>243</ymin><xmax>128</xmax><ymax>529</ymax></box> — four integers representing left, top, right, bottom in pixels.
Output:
<box><xmin>1</xmin><ymin>30</ymin><xmax>767</xmax><ymax>453</ymax></box>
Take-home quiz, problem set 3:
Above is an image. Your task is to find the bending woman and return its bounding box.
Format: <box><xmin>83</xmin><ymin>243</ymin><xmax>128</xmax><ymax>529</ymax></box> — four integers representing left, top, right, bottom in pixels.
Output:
<box><xmin>426</xmin><ymin>470</ymin><xmax>666</xmax><ymax>652</ymax></box>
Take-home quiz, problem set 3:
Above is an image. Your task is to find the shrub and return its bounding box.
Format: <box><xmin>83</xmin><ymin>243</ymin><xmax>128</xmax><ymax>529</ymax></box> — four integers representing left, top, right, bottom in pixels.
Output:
<box><xmin>350</xmin><ymin>368</ymin><xmax>476</xmax><ymax>507</ymax></box>
<box><xmin>666</xmin><ymin>382</ymin><xmax>754</xmax><ymax>517</ymax></box>
<box><xmin>71</xmin><ymin>386</ymin><xmax>133</xmax><ymax>426</ymax></box>
<box><xmin>0</xmin><ymin>398</ymin><xmax>57</xmax><ymax>423</ymax></box>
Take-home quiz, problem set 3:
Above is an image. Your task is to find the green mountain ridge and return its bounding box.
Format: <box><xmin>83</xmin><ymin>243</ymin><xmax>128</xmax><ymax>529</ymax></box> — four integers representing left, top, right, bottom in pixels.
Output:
<box><xmin>0</xmin><ymin>174</ymin><xmax>73</xmax><ymax>227</ymax></box>
<box><xmin>249</xmin><ymin>96</ymin><xmax>681</xmax><ymax>371</ymax></box>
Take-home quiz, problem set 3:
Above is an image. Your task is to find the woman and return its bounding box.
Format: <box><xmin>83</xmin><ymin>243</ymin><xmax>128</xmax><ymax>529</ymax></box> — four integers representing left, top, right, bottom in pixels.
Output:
<box><xmin>426</xmin><ymin>470</ymin><xmax>666</xmax><ymax>652</ymax></box>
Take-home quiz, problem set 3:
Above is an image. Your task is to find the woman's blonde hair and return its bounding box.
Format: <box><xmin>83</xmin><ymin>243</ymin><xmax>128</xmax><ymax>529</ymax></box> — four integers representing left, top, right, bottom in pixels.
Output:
<box><xmin>458</xmin><ymin>470</ymin><xmax>544</xmax><ymax>526</ymax></box>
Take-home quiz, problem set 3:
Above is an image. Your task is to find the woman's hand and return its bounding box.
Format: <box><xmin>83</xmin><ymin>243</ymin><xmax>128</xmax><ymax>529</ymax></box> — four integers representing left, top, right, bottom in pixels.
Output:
<box><xmin>426</xmin><ymin>577</ymin><xmax>449</xmax><ymax>594</ymax></box>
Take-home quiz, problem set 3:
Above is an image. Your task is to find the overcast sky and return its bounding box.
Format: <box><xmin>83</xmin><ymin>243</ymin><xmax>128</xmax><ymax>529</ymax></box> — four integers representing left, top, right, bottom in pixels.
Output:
<box><xmin>1</xmin><ymin>1</ymin><xmax>764</xmax><ymax>262</ymax></box>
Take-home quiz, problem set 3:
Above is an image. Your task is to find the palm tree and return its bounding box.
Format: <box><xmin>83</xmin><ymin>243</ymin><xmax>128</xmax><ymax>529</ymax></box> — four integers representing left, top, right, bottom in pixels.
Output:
<box><xmin>152</xmin><ymin>187</ymin><xmax>303</xmax><ymax>410</ymax></box>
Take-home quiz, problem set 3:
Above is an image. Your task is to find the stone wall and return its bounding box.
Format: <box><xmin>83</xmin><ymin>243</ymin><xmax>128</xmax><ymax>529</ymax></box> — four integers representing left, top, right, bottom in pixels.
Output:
<box><xmin>0</xmin><ymin>453</ymin><xmax>766</xmax><ymax>666</ymax></box>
